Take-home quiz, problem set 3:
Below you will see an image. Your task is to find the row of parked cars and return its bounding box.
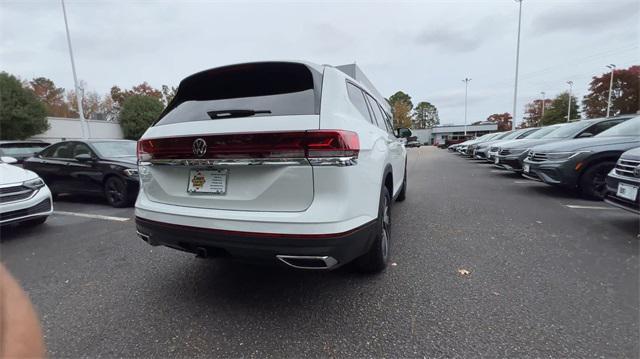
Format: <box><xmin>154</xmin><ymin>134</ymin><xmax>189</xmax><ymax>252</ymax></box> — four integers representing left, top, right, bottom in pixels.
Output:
<box><xmin>0</xmin><ymin>139</ymin><xmax>139</xmax><ymax>227</ymax></box>
<box><xmin>448</xmin><ymin>115</ymin><xmax>640</xmax><ymax>214</ymax></box>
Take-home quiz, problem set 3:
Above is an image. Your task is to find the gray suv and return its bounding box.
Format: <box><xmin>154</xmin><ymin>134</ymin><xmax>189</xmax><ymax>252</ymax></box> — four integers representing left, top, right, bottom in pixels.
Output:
<box><xmin>522</xmin><ymin>116</ymin><xmax>640</xmax><ymax>199</ymax></box>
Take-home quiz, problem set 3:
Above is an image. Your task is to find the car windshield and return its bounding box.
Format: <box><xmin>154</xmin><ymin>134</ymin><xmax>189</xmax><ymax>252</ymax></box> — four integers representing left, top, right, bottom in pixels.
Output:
<box><xmin>500</xmin><ymin>130</ymin><xmax>528</xmax><ymax>140</ymax></box>
<box><xmin>542</xmin><ymin>121</ymin><xmax>592</xmax><ymax>138</ymax></box>
<box><xmin>595</xmin><ymin>117</ymin><xmax>640</xmax><ymax>137</ymax></box>
<box><xmin>525</xmin><ymin>125</ymin><xmax>562</xmax><ymax>139</ymax></box>
<box><xmin>0</xmin><ymin>144</ymin><xmax>49</xmax><ymax>156</ymax></box>
<box><xmin>92</xmin><ymin>141</ymin><xmax>137</xmax><ymax>157</ymax></box>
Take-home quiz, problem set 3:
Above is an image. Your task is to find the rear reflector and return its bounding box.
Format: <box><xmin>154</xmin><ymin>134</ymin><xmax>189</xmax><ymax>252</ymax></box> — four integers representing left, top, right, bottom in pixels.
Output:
<box><xmin>137</xmin><ymin>130</ymin><xmax>359</xmax><ymax>161</ymax></box>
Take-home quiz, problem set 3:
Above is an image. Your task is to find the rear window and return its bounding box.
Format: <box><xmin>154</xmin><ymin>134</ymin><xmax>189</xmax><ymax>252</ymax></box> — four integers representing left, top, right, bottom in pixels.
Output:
<box><xmin>155</xmin><ymin>62</ymin><xmax>323</xmax><ymax>126</ymax></box>
<box><xmin>0</xmin><ymin>143</ymin><xmax>49</xmax><ymax>156</ymax></box>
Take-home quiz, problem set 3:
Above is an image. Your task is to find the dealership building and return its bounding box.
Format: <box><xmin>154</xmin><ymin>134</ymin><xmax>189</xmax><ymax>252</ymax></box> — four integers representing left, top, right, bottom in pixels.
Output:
<box><xmin>412</xmin><ymin>122</ymin><xmax>499</xmax><ymax>145</ymax></box>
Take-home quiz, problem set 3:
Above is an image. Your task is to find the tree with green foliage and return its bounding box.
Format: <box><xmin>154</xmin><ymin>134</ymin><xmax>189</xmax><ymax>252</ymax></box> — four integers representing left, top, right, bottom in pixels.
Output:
<box><xmin>0</xmin><ymin>72</ymin><xmax>49</xmax><ymax>140</ymax></box>
<box><xmin>413</xmin><ymin>101</ymin><xmax>440</xmax><ymax>129</ymax></box>
<box><xmin>389</xmin><ymin>91</ymin><xmax>413</xmax><ymax>110</ymax></box>
<box><xmin>119</xmin><ymin>95</ymin><xmax>164</xmax><ymax>140</ymax></box>
<box><xmin>541</xmin><ymin>92</ymin><xmax>580</xmax><ymax>125</ymax></box>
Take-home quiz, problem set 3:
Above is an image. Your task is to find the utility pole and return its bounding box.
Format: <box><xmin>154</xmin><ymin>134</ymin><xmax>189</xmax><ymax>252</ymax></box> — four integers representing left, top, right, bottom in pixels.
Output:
<box><xmin>566</xmin><ymin>81</ymin><xmax>574</xmax><ymax>122</ymax></box>
<box><xmin>539</xmin><ymin>91</ymin><xmax>545</xmax><ymax>126</ymax></box>
<box><xmin>61</xmin><ymin>0</ymin><xmax>89</xmax><ymax>138</ymax></box>
<box><xmin>512</xmin><ymin>0</ymin><xmax>524</xmax><ymax>128</ymax></box>
<box><xmin>463</xmin><ymin>78</ymin><xmax>471</xmax><ymax>136</ymax></box>
<box><xmin>606</xmin><ymin>64</ymin><xmax>616</xmax><ymax>118</ymax></box>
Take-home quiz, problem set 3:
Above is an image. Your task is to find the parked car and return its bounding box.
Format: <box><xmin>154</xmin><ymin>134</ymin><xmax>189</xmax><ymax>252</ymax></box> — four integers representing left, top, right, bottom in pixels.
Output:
<box><xmin>135</xmin><ymin>61</ymin><xmax>409</xmax><ymax>272</ymax></box>
<box><xmin>406</xmin><ymin>140</ymin><xmax>421</xmax><ymax>148</ymax></box>
<box><xmin>495</xmin><ymin>116</ymin><xmax>632</xmax><ymax>172</ymax></box>
<box><xmin>0</xmin><ymin>141</ymin><xmax>50</xmax><ymax>165</ymax></box>
<box><xmin>474</xmin><ymin>127</ymin><xmax>540</xmax><ymax>161</ymax></box>
<box><xmin>0</xmin><ymin>156</ymin><xmax>53</xmax><ymax>226</ymax></box>
<box><xmin>604</xmin><ymin>147</ymin><xmax>640</xmax><ymax>214</ymax></box>
<box><xmin>522</xmin><ymin>116</ymin><xmax>640</xmax><ymax>199</ymax></box>
<box><xmin>465</xmin><ymin>131</ymin><xmax>513</xmax><ymax>157</ymax></box>
<box><xmin>442</xmin><ymin>134</ymin><xmax>475</xmax><ymax>149</ymax></box>
<box><xmin>23</xmin><ymin>139</ymin><xmax>139</xmax><ymax>207</ymax></box>
<box><xmin>453</xmin><ymin>133</ymin><xmax>498</xmax><ymax>154</ymax></box>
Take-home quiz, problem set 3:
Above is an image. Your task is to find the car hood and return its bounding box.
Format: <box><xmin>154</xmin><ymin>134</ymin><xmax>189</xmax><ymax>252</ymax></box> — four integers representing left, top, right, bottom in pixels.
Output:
<box><xmin>500</xmin><ymin>138</ymin><xmax>560</xmax><ymax>150</ymax></box>
<box><xmin>620</xmin><ymin>146</ymin><xmax>640</xmax><ymax>161</ymax></box>
<box><xmin>0</xmin><ymin>163</ymin><xmax>39</xmax><ymax>185</ymax></box>
<box><xmin>529</xmin><ymin>136</ymin><xmax>640</xmax><ymax>152</ymax></box>
<box><xmin>103</xmin><ymin>156</ymin><xmax>137</xmax><ymax>166</ymax></box>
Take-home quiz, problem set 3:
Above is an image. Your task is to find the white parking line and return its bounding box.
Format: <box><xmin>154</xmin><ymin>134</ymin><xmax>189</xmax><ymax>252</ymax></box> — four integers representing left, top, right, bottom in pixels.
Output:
<box><xmin>54</xmin><ymin>211</ymin><xmax>130</xmax><ymax>222</ymax></box>
<box><xmin>564</xmin><ymin>205</ymin><xmax>616</xmax><ymax>210</ymax></box>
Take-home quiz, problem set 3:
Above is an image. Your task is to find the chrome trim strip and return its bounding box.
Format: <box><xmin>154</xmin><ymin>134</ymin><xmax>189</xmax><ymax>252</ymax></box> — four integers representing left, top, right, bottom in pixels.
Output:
<box><xmin>276</xmin><ymin>255</ymin><xmax>339</xmax><ymax>270</ymax></box>
<box><xmin>0</xmin><ymin>189</ymin><xmax>32</xmax><ymax>197</ymax></box>
<box><xmin>142</xmin><ymin>158</ymin><xmax>309</xmax><ymax>167</ymax></box>
<box><xmin>141</xmin><ymin>157</ymin><xmax>358</xmax><ymax>167</ymax></box>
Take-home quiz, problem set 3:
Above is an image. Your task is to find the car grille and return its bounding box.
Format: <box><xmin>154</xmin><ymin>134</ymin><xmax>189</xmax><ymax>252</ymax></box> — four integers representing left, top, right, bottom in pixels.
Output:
<box><xmin>499</xmin><ymin>149</ymin><xmax>511</xmax><ymax>155</ymax></box>
<box><xmin>526</xmin><ymin>151</ymin><xmax>548</xmax><ymax>162</ymax></box>
<box><xmin>614</xmin><ymin>158</ymin><xmax>640</xmax><ymax>178</ymax></box>
<box><xmin>0</xmin><ymin>185</ymin><xmax>35</xmax><ymax>203</ymax></box>
<box><xmin>0</xmin><ymin>198</ymin><xmax>51</xmax><ymax>222</ymax></box>
<box><xmin>490</xmin><ymin>146</ymin><xmax>500</xmax><ymax>152</ymax></box>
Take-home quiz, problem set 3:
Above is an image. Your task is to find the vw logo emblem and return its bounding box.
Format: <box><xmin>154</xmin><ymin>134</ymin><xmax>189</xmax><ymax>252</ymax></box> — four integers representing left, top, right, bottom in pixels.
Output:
<box><xmin>192</xmin><ymin>138</ymin><xmax>207</xmax><ymax>157</ymax></box>
<box><xmin>634</xmin><ymin>165</ymin><xmax>640</xmax><ymax>178</ymax></box>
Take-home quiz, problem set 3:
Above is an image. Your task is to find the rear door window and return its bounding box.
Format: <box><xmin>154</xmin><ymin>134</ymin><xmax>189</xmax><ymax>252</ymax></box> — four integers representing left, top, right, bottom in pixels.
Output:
<box><xmin>155</xmin><ymin>62</ymin><xmax>323</xmax><ymax>126</ymax></box>
<box><xmin>346</xmin><ymin>83</ymin><xmax>374</xmax><ymax>124</ymax></box>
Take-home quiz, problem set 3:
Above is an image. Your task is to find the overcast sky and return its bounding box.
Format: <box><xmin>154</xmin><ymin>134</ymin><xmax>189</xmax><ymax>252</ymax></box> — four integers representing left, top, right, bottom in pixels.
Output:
<box><xmin>1</xmin><ymin>0</ymin><xmax>638</xmax><ymax>125</ymax></box>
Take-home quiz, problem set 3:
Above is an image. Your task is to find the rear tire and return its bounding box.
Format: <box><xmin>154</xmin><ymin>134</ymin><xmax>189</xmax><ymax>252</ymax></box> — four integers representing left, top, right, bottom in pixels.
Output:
<box><xmin>355</xmin><ymin>186</ymin><xmax>391</xmax><ymax>273</ymax></box>
<box><xmin>579</xmin><ymin>161</ymin><xmax>615</xmax><ymax>200</ymax></box>
<box><xmin>104</xmin><ymin>176</ymin><xmax>130</xmax><ymax>208</ymax></box>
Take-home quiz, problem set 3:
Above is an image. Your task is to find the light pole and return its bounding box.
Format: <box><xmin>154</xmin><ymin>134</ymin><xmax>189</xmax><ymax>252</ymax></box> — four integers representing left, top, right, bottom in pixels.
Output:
<box><xmin>566</xmin><ymin>81</ymin><xmax>574</xmax><ymax>122</ymax></box>
<box><xmin>540</xmin><ymin>91</ymin><xmax>545</xmax><ymax>126</ymax></box>
<box><xmin>61</xmin><ymin>0</ymin><xmax>89</xmax><ymax>138</ymax></box>
<box><xmin>512</xmin><ymin>0</ymin><xmax>524</xmax><ymax>128</ymax></box>
<box><xmin>463</xmin><ymin>78</ymin><xmax>471</xmax><ymax>136</ymax></box>
<box><xmin>606</xmin><ymin>64</ymin><xmax>616</xmax><ymax>118</ymax></box>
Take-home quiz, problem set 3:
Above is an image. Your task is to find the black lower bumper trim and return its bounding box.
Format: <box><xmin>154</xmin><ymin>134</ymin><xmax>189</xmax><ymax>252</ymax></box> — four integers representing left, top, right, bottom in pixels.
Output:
<box><xmin>135</xmin><ymin>217</ymin><xmax>378</xmax><ymax>268</ymax></box>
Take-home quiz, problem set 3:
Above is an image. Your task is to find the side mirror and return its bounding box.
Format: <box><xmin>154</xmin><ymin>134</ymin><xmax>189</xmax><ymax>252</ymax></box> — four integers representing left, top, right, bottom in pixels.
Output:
<box><xmin>395</xmin><ymin>128</ymin><xmax>412</xmax><ymax>138</ymax></box>
<box><xmin>578</xmin><ymin>132</ymin><xmax>593</xmax><ymax>138</ymax></box>
<box><xmin>1</xmin><ymin>156</ymin><xmax>18</xmax><ymax>164</ymax></box>
<box><xmin>74</xmin><ymin>153</ymin><xmax>93</xmax><ymax>162</ymax></box>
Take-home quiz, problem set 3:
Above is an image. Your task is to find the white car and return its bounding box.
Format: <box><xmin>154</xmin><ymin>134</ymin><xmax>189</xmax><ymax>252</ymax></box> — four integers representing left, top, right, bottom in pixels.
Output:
<box><xmin>135</xmin><ymin>61</ymin><xmax>408</xmax><ymax>272</ymax></box>
<box><xmin>0</xmin><ymin>156</ymin><xmax>53</xmax><ymax>226</ymax></box>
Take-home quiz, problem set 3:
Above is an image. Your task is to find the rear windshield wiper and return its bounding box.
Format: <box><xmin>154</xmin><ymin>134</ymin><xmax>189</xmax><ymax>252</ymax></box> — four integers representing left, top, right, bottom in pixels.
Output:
<box><xmin>207</xmin><ymin>109</ymin><xmax>271</xmax><ymax>119</ymax></box>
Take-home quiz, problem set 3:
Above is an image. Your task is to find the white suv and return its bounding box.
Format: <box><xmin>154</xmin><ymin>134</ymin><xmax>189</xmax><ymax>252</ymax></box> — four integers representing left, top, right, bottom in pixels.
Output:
<box><xmin>135</xmin><ymin>61</ymin><xmax>408</xmax><ymax>272</ymax></box>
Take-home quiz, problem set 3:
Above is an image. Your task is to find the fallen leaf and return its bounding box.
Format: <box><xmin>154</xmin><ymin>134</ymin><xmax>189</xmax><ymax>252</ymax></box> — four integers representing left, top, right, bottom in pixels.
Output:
<box><xmin>457</xmin><ymin>268</ymin><xmax>470</xmax><ymax>276</ymax></box>
<box><xmin>391</xmin><ymin>262</ymin><xmax>398</xmax><ymax>266</ymax></box>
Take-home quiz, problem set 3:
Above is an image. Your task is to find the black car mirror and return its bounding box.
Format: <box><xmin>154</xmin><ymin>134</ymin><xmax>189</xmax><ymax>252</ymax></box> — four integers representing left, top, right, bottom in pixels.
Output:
<box><xmin>578</xmin><ymin>132</ymin><xmax>593</xmax><ymax>138</ymax></box>
<box><xmin>395</xmin><ymin>128</ymin><xmax>412</xmax><ymax>138</ymax></box>
<box><xmin>74</xmin><ymin>153</ymin><xmax>93</xmax><ymax>162</ymax></box>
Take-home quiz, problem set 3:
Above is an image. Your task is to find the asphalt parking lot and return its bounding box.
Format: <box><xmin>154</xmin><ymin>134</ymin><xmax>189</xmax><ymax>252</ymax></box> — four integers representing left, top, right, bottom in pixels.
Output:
<box><xmin>1</xmin><ymin>146</ymin><xmax>638</xmax><ymax>358</ymax></box>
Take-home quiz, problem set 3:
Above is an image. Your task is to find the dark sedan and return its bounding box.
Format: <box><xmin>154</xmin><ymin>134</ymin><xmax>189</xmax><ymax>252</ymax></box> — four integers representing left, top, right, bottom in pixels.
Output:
<box><xmin>522</xmin><ymin>116</ymin><xmax>640</xmax><ymax>200</ymax></box>
<box><xmin>23</xmin><ymin>140</ymin><xmax>139</xmax><ymax>207</ymax></box>
<box><xmin>0</xmin><ymin>140</ymin><xmax>50</xmax><ymax>164</ymax></box>
<box><xmin>604</xmin><ymin>147</ymin><xmax>640</xmax><ymax>214</ymax></box>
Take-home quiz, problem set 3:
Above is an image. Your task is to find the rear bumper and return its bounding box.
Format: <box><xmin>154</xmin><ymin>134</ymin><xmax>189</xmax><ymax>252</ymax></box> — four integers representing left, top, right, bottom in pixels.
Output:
<box><xmin>135</xmin><ymin>216</ymin><xmax>378</xmax><ymax>268</ymax></box>
<box><xmin>604</xmin><ymin>173</ymin><xmax>640</xmax><ymax>214</ymax></box>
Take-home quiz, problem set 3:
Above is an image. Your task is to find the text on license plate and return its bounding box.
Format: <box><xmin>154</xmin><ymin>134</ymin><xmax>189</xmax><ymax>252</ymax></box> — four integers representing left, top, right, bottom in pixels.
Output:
<box><xmin>188</xmin><ymin>169</ymin><xmax>228</xmax><ymax>194</ymax></box>
<box><xmin>617</xmin><ymin>183</ymin><xmax>638</xmax><ymax>201</ymax></box>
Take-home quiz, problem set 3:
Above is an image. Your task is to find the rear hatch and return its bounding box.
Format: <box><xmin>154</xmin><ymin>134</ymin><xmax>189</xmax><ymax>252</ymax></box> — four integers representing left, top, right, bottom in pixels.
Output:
<box><xmin>139</xmin><ymin>62</ymin><xmax>324</xmax><ymax>212</ymax></box>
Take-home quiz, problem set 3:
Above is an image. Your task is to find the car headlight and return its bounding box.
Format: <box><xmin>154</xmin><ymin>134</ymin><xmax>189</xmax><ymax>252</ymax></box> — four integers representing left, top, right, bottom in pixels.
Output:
<box><xmin>545</xmin><ymin>151</ymin><xmax>589</xmax><ymax>161</ymax></box>
<box><xmin>123</xmin><ymin>168</ymin><xmax>139</xmax><ymax>177</ymax></box>
<box><xmin>23</xmin><ymin>178</ymin><xmax>45</xmax><ymax>189</ymax></box>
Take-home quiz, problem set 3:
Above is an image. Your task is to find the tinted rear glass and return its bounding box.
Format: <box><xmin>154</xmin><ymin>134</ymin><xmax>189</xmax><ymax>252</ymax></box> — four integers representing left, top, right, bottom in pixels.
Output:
<box><xmin>155</xmin><ymin>62</ymin><xmax>322</xmax><ymax>126</ymax></box>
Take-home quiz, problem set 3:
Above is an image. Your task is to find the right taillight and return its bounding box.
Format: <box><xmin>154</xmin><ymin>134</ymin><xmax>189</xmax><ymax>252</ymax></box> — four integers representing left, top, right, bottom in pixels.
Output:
<box><xmin>137</xmin><ymin>130</ymin><xmax>359</xmax><ymax>166</ymax></box>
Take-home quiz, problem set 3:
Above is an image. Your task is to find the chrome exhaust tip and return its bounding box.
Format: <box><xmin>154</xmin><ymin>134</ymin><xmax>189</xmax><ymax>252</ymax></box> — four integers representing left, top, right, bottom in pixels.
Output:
<box><xmin>276</xmin><ymin>255</ymin><xmax>338</xmax><ymax>270</ymax></box>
